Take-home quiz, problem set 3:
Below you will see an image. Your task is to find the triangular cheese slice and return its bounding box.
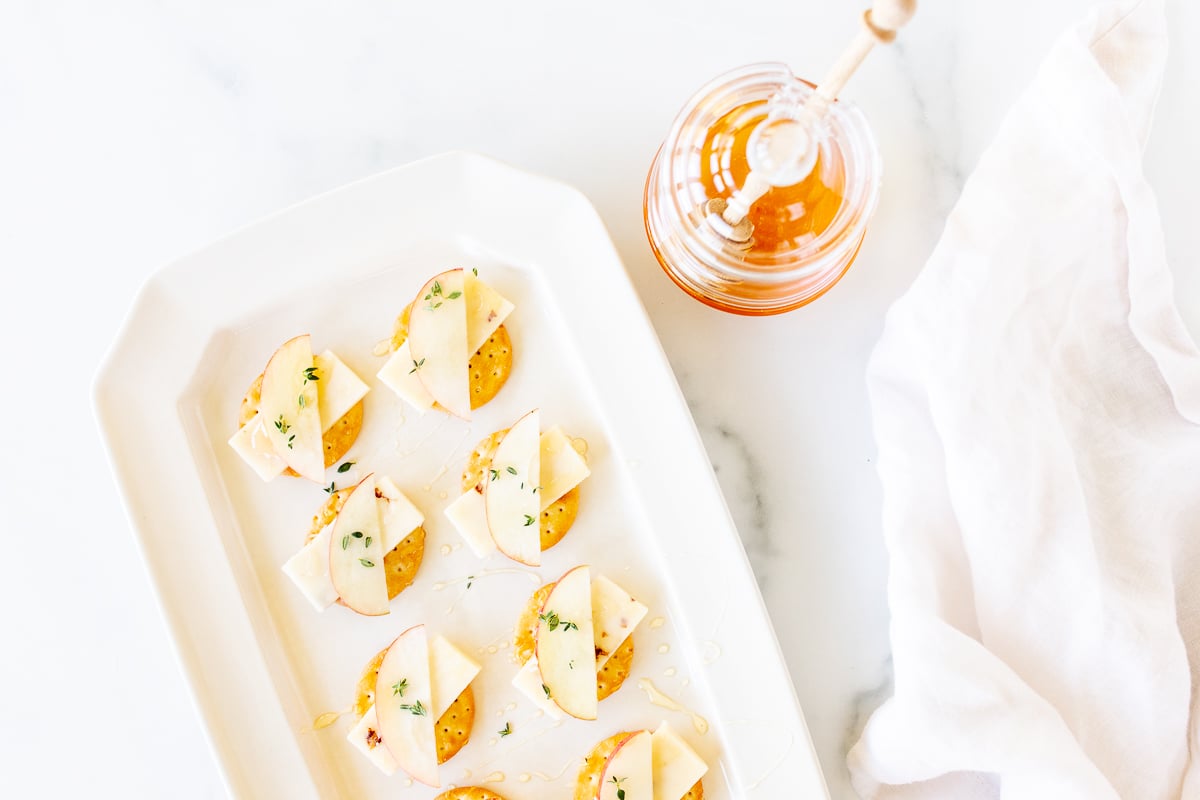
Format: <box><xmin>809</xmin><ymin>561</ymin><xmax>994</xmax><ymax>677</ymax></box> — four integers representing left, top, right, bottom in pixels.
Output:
<box><xmin>651</xmin><ymin>722</ymin><xmax>708</xmax><ymax>800</ymax></box>
<box><xmin>464</xmin><ymin>269</ymin><xmax>514</xmax><ymax>354</ymax></box>
<box><xmin>428</xmin><ymin>636</ymin><xmax>481</xmax><ymax>719</ymax></box>
<box><xmin>592</xmin><ymin>576</ymin><xmax>648</xmax><ymax>669</ymax></box>
<box><xmin>314</xmin><ymin>349</ymin><xmax>369</xmax><ymax>432</ymax></box>
<box><xmin>539</xmin><ymin>426</ymin><xmax>590</xmax><ymax>511</ymax></box>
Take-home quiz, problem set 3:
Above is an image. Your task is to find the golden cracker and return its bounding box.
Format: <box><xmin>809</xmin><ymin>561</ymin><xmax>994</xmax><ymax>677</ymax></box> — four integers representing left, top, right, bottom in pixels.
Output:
<box><xmin>238</xmin><ymin>372</ymin><xmax>364</xmax><ymax>474</ymax></box>
<box><xmin>308</xmin><ymin>491</ymin><xmax>424</xmax><ymax>602</ymax></box>
<box><xmin>390</xmin><ymin>305</ymin><xmax>514</xmax><ymax>411</ymax></box>
<box><xmin>434</xmin><ymin>788</ymin><xmax>509</xmax><ymax>800</ymax></box>
<box><xmin>514</xmin><ymin>583</ymin><xmax>632</xmax><ymax>701</ymax></box>
<box><xmin>464</xmin><ymin>432</ymin><xmax>580</xmax><ymax>551</ymax></box>
<box><xmin>574</xmin><ymin>732</ymin><xmax>703</xmax><ymax>800</ymax></box>
<box><xmin>353</xmin><ymin>647</ymin><xmax>475</xmax><ymax>761</ymax></box>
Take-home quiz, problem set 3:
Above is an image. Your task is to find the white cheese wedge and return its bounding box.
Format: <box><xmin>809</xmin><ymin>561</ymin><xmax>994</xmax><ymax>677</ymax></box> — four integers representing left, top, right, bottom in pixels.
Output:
<box><xmin>512</xmin><ymin>657</ymin><xmax>564</xmax><ymax>720</ymax></box>
<box><xmin>536</xmin><ymin>565</ymin><xmax>598</xmax><ymax>720</ymax></box>
<box><xmin>258</xmin><ymin>334</ymin><xmax>324</xmax><ymax>482</ymax></box>
<box><xmin>600</xmin><ymin>730</ymin><xmax>654</xmax><ymax>800</ymax></box>
<box><xmin>347</xmin><ymin>704</ymin><xmax>399</xmax><ymax>776</ymax></box>
<box><xmin>651</xmin><ymin>722</ymin><xmax>708</xmax><ymax>800</ymax></box>
<box><xmin>328</xmin><ymin>475</ymin><xmax>389</xmax><ymax>616</ymax></box>
<box><xmin>408</xmin><ymin>269</ymin><xmax>471</xmax><ymax>419</ymax></box>
<box><xmin>592</xmin><ymin>575</ymin><xmax>649</xmax><ymax>669</ymax></box>
<box><xmin>463</xmin><ymin>270</ymin><xmax>514</xmax><ymax>354</ymax></box>
<box><xmin>539</xmin><ymin>426</ymin><xmax>590</xmax><ymax>510</ymax></box>
<box><xmin>485</xmin><ymin>410</ymin><xmax>541</xmax><ymax>565</ymax></box>
<box><xmin>230</xmin><ymin>348</ymin><xmax>366</xmax><ymax>481</ymax></box>
<box><xmin>376</xmin><ymin>625</ymin><xmax>439</xmax><ymax>787</ymax></box>
<box><xmin>428</xmin><ymin>636</ymin><xmax>481</xmax><ymax>719</ymax></box>
<box><xmin>376</xmin><ymin>476</ymin><xmax>425</xmax><ymax>552</ymax></box>
<box><xmin>377</xmin><ymin>341</ymin><xmax>436</xmax><ymax>413</ymax></box>
<box><xmin>227</xmin><ymin>413</ymin><xmax>288</xmax><ymax>481</ymax></box>
<box><xmin>281</xmin><ymin>524</ymin><xmax>338</xmax><ymax>611</ymax></box>
<box><xmin>443</xmin><ymin>489</ymin><xmax>497</xmax><ymax>558</ymax></box>
<box><xmin>314</xmin><ymin>349</ymin><xmax>369</xmax><ymax>432</ymax></box>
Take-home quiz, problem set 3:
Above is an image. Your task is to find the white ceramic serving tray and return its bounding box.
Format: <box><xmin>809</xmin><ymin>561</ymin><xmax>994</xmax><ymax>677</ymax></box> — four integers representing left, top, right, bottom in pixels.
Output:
<box><xmin>94</xmin><ymin>152</ymin><xmax>828</xmax><ymax>800</ymax></box>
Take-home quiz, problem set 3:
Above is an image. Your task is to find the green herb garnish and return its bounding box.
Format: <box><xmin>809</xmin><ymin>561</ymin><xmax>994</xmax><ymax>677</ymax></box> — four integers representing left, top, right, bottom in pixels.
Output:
<box><xmin>398</xmin><ymin>700</ymin><xmax>427</xmax><ymax>716</ymax></box>
<box><xmin>409</xmin><ymin>358</ymin><xmax>425</xmax><ymax>374</ymax></box>
<box><xmin>506</xmin><ymin>466</ymin><xmax>518</xmax><ymax>476</ymax></box>
<box><xmin>498</xmin><ymin>722</ymin><xmax>512</xmax><ymax>737</ymax></box>
<box><xmin>324</xmin><ymin>482</ymin><xmax>336</xmax><ymax>494</ymax></box>
<box><xmin>359</xmin><ymin>558</ymin><xmax>375</xmax><ymax>568</ymax></box>
<box><xmin>337</xmin><ymin>461</ymin><xmax>354</xmax><ymax>473</ymax></box>
<box><xmin>392</xmin><ymin>679</ymin><xmax>408</xmax><ymax>697</ymax></box>
<box><xmin>523</xmin><ymin>514</ymin><xmax>535</xmax><ymax>527</ymax></box>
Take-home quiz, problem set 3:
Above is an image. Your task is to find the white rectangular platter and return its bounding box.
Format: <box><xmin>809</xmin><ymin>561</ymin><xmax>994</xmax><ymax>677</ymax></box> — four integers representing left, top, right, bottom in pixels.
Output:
<box><xmin>94</xmin><ymin>152</ymin><xmax>829</xmax><ymax>800</ymax></box>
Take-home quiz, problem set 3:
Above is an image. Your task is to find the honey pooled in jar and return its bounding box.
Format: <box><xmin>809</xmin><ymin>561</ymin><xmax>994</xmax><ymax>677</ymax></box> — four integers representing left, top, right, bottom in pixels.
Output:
<box><xmin>698</xmin><ymin>100</ymin><xmax>846</xmax><ymax>254</ymax></box>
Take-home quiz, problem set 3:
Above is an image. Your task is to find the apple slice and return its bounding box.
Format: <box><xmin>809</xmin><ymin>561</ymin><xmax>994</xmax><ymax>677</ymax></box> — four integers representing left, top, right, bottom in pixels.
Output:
<box><xmin>600</xmin><ymin>730</ymin><xmax>654</xmax><ymax>800</ymax></box>
<box><xmin>258</xmin><ymin>334</ymin><xmax>324</xmax><ymax>481</ymax></box>
<box><xmin>651</xmin><ymin>722</ymin><xmax>708</xmax><ymax>800</ymax></box>
<box><xmin>463</xmin><ymin>269</ymin><xmax>514</xmax><ymax>354</ymax></box>
<box><xmin>592</xmin><ymin>576</ymin><xmax>649</xmax><ymax>669</ymax></box>
<box><xmin>328</xmin><ymin>475</ymin><xmax>388</xmax><ymax>616</ymax></box>
<box><xmin>375</xmin><ymin>625</ymin><xmax>439</xmax><ymax>787</ymax></box>
<box><xmin>408</xmin><ymin>269</ymin><xmax>471</xmax><ymax>419</ymax></box>
<box><xmin>484</xmin><ymin>410</ymin><xmax>541</xmax><ymax>565</ymax></box>
<box><xmin>536</xmin><ymin>565</ymin><xmax>597</xmax><ymax>720</ymax></box>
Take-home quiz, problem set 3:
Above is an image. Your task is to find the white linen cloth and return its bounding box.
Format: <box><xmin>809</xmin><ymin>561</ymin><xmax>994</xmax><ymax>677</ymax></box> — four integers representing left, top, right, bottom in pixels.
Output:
<box><xmin>847</xmin><ymin>1</ymin><xmax>1200</xmax><ymax>797</ymax></box>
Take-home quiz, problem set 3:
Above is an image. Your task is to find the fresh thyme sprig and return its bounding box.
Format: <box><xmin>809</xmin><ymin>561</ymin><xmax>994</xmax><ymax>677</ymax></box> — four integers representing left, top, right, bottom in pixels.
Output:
<box><xmin>398</xmin><ymin>700</ymin><xmax>427</xmax><ymax>716</ymax></box>
<box><xmin>392</xmin><ymin>679</ymin><xmax>408</xmax><ymax>697</ymax></box>
<box><xmin>538</xmin><ymin>610</ymin><xmax>579</xmax><ymax>633</ymax></box>
<box><xmin>498</xmin><ymin>722</ymin><xmax>512</xmax><ymax>737</ymax></box>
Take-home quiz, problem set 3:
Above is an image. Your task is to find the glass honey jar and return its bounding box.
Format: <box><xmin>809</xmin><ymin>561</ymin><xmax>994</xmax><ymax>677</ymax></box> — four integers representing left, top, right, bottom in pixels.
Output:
<box><xmin>644</xmin><ymin>63</ymin><xmax>882</xmax><ymax>315</ymax></box>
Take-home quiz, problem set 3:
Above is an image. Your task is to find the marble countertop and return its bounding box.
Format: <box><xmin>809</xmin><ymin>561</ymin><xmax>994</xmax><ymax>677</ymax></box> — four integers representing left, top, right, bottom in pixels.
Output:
<box><xmin>4</xmin><ymin>1</ymin><xmax>1198</xmax><ymax>797</ymax></box>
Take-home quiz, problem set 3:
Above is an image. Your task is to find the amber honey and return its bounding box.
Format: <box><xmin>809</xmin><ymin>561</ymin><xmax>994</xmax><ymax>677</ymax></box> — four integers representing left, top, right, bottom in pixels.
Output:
<box><xmin>698</xmin><ymin>101</ymin><xmax>847</xmax><ymax>255</ymax></box>
<box><xmin>644</xmin><ymin>63</ymin><xmax>880</xmax><ymax>315</ymax></box>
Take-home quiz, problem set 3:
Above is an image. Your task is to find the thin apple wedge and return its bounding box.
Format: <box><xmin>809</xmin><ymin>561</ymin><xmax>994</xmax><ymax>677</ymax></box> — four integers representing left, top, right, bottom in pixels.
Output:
<box><xmin>328</xmin><ymin>475</ymin><xmax>388</xmax><ymax>616</ymax></box>
<box><xmin>484</xmin><ymin>410</ymin><xmax>541</xmax><ymax>565</ymax></box>
<box><xmin>375</xmin><ymin>625</ymin><xmax>439</xmax><ymax>787</ymax></box>
<box><xmin>408</xmin><ymin>269</ymin><xmax>471</xmax><ymax>419</ymax></box>
<box><xmin>600</xmin><ymin>730</ymin><xmax>654</xmax><ymax>800</ymax></box>
<box><xmin>258</xmin><ymin>334</ymin><xmax>324</xmax><ymax>481</ymax></box>
<box><xmin>536</xmin><ymin>565</ymin><xmax>597</xmax><ymax>720</ymax></box>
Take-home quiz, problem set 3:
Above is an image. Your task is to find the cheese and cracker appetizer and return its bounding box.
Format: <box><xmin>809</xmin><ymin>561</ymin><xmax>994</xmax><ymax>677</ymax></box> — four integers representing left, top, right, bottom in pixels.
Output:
<box><xmin>282</xmin><ymin>474</ymin><xmax>425</xmax><ymax>615</ymax></box>
<box><xmin>434</xmin><ymin>790</ymin><xmax>509</xmax><ymax>800</ymax></box>
<box><xmin>575</xmin><ymin>723</ymin><xmax>708</xmax><ymax>800</ymax></box>
<box><xmin>346</xmin><ymin>625</ymin><xmax>481</xmax><ymax>785</ymax></box>
<box><xmin>228</xmin><ymin>335</ymin><xmax>369</xmax><ymax>482</ymax></box>
<box><xmin>377</xmin><ymin>268</ymin><xmax>514</xmax><ymax>417</ymax></box>
<box><xmin>511</xmin><ymin>566</ymin><xmax>648</xmax><ymax>720</ymax></box>
<box><xmin>445</xmin><ymin>409</ymin><xmax>591</xmax><ymax>565</ymax></box>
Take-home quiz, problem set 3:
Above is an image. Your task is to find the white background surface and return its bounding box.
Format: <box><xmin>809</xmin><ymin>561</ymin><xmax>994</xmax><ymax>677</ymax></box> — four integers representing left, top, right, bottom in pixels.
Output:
<box><xmin>2</xmin><ymin>1</ymin><xmax>1197</xmax><ymax>798</ymax></box>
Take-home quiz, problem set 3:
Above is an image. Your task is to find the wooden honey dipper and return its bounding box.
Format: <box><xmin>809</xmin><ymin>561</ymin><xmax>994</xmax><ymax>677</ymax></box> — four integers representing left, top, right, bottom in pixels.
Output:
<box><xmin>710</xmin><ymin>0</ymin><xmax>917</xmax><ymax>242</ymax></box>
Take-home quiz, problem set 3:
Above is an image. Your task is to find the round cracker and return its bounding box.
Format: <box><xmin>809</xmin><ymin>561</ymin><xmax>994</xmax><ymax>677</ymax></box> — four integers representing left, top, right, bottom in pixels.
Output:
<box><xmin>463</xmin><ymin>431</ymin><xmax>579</xmax><ymax>552</ymax></box>
<box><xmin>434</xmin><ymin>789</ymin><xmax>509</xmax><ymax>800</ymax></box>
<box><xmin>238</xmin><ymin>372</ymin><xmax>364</xmax><ymax>474</ymax></box>
<box><xmin>574</xmin><ymin>732</ymin><xmax>704</xmax><ymax>800</ymax></box>
<box><xmin>514</xmin><ymin>583</ymin><xmax>633</xmax><ymax>701</ymax></box>
<box><xmin>354</xmin><ymin>647</ymin><xmax>475</xmax><ymax>763</ymax></box>
<box><xmin>390</xmin><ymin>305</ymin><xmax>513</xmax><ymax>411</ymax></box>
<box><xmin>468</xmin><ymin>325</ymin><xmax>513</xmax><ymax>410</ymax></box>
<box><xmin>308</xmin><ymin>489</ymin><xmax>424</xmax><ymax>603</ymax></box>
